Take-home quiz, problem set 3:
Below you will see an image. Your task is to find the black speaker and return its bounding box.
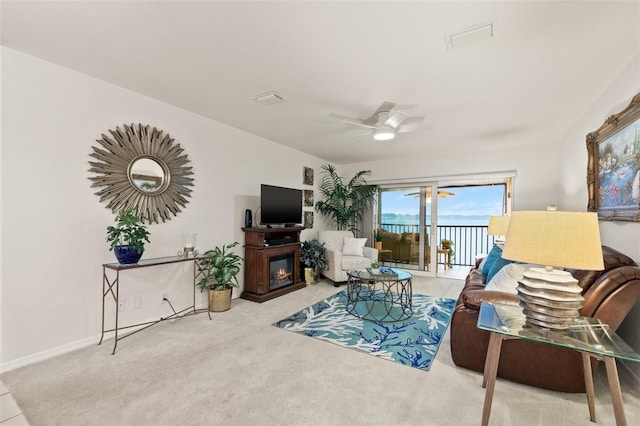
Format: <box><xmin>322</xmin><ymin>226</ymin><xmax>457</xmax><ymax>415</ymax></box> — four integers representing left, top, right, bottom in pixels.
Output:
<box><xmin>244</xmin><ymin>209</ymin><xmax>253</xmax><ymax>228</ymax></box>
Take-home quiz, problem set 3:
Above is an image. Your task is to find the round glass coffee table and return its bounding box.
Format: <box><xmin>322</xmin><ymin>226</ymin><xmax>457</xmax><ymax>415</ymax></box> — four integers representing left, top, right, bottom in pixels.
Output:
<box><xmin>346</xmin><ymin>268</ymin><xmax>412</xmax><ymax>322</ymax></box>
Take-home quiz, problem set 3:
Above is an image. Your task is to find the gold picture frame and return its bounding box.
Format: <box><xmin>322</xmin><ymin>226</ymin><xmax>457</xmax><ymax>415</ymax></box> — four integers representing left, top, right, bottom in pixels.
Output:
<box><xmin>586</xmin><ymin>92</ymin><xmax>640</xmax><ymax>221</ymax></box>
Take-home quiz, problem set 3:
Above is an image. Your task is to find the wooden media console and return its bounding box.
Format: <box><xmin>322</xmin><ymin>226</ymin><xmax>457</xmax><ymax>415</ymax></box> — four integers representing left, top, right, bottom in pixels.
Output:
<box><xmin>241</xmin><ymin>226</ymin><xmax>306</xmax><ymax>302</ymax></box>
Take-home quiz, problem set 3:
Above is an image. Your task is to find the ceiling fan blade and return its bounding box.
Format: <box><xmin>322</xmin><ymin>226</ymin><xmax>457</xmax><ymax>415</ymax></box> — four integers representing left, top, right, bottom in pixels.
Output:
<box><xmin>329</xmin><ymin>113</ymin><xmax>362</xmax><ymax>122</ymax></box>
<box><xmin>329</xmin><ymin>112</ymin><xmax>378</xmax><ymax>129</ymax></box>
<box><xmin>362</xmin><ymin>101</ymin><xmax>397</xmax><ymax>126</ymax></box>
<box><xmin>401</xmin><ymin>116</ymin><xmax>425</xmax><ymax>126</ymax></box>
<box><xmin>397</xmin><ymin>120</ymin><xmax>431</xmax><ymax>133</ymax></box>
<box><xmin>348</xmin><ymin>131</ymin><xmax>374</xmax><ymax>139</ymax></box>
<box><xmin>344</xmin><ymin>121</ymin><xmax>377</xmax><ymax>129</ymax></box>
<box><xmin>384</xmin><ymin>111</ymin><xmax>411</xmax><ymax>129</ymax></box>
<box><xmin>438</xmin><ymin>191</ymin><xmax>456</xmax><ymax>198</ymax></box>
<box><xmin>376</xmin><ymin>101</ymin><xmax>397</xmax><ymax>114</ymax></box>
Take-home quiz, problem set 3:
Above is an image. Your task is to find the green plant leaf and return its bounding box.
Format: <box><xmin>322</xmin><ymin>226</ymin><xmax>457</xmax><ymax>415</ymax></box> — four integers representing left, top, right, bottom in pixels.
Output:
<box><xmin>315</xmin><ymin>164</ymin><xmax>378</xmax><ymax>231</ymax></box>
<box><xmin>197</xmin><ymin>241</ymin><xmax>243</xmax><ymax>290</ymax></box>
<box><xmin>106</xmin><ymin>207</ymin><xmax>150</xmax><ymax>252</ymax></box>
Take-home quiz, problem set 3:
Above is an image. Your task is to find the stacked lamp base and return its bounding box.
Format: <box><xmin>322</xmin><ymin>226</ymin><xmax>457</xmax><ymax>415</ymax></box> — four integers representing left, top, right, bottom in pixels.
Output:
<box><xmin>516</xmin><ymin>267</ymin><xmax>584</xmax><ymax>329</ymax></box>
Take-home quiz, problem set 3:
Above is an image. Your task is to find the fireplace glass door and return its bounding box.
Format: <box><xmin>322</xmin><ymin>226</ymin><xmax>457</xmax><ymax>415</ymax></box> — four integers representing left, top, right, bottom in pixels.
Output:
<box><xmin>269</xmin><ymin>254</ymin><xmax>294</xmax><ymax>291</ymax></box>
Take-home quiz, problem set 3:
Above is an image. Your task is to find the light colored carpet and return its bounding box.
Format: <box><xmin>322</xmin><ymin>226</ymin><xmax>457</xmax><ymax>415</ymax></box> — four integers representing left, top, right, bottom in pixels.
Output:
<box><xmin>2</xmin><ymin>276</ymin><xmax>639</xmax><ymax>425</ymax></box>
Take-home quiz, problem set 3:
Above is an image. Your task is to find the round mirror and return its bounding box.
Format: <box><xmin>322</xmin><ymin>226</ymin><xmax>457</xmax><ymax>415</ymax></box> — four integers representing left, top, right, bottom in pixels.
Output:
<box><xmin>88</xmin><ymin>123</ymin><xmax>194</xmax><ymax>223</ymax></box>
<box><xmin>128</xmin><ymin>156</ymin><xmax>169</xmax><ymax>194</ymax></box>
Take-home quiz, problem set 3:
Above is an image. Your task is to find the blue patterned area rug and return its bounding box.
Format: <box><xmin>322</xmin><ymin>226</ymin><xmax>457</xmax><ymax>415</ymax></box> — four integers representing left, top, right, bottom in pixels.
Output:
<box><xmin>273</xmin><ymin>291</ymin><xmax>456</xmax><ymax>371</ymax></box>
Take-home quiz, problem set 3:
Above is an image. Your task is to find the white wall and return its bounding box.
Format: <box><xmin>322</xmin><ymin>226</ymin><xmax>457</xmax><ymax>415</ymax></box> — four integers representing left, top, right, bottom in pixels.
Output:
<box><xmin>0</xmin><ymin>46</ymin><xmax>4</xmax><ymax>373</ymax></box>
<box><xmin>561</xmin><ymin>53</ymin><xmax>640</xmax><ymax>258</ymax></box>
<box><xmin>340</xmin><ymin>142</ymin><xmax>563</xmax><ymax>211</ymax></box>
<box><xmin>0</xmin><ymin>47</ymin><xmax>328</xmax><ymax>369</ymax></box>
<box><xmin>560</xmin><ymin>53</ymin><xmax>640</xmax><ymax>373</ymax></box>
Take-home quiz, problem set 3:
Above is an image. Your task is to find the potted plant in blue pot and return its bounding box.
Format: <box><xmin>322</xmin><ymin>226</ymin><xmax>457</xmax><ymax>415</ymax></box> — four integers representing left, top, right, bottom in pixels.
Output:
<box><xmin>106</xmin><ymin>207</ymin><xmax>151</xmax><ymax>264</ymax></box>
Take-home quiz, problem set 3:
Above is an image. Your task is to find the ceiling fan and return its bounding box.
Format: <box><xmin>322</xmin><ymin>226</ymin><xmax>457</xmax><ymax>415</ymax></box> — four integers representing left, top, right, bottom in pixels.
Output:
<box><xmin>330</xmin><ymin>101</ymin><xmax>427</xmax><ymax>141</ymax></box>
<box><xmin>405</xmin><ymin>191</ymin><xmax>456</xmax><ymax>200</ymax></box>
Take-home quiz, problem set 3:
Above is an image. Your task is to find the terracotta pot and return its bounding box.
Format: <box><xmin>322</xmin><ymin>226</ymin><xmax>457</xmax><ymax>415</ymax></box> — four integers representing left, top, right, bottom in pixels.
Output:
<box><xmin>209</xmin><ymin>286</ymin><xmax>232</xmax><ymax>312</ymax></box>
<box><xmin>374</xmin><ymin>241</ymin><xmax>383</xmax><ymax>251</ymax></box>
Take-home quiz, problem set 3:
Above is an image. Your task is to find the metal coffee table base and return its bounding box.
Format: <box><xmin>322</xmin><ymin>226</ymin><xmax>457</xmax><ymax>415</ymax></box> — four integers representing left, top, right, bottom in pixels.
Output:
<box><xmin>346</xmin><ymin>270</ymin><xmax>412</xmax><ymax>322</ymax></box>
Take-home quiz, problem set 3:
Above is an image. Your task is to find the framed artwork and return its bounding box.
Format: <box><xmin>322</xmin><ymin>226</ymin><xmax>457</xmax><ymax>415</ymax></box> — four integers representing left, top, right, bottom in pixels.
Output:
<box><xmin>303</xmin><ymin>167</ymin><xmax>314</xmax><ymax>186</ymax></box>
<box><xmin>587</xmin><ymin>92</ymin><xmax>640</xmax><ymax>221</ymax></box>
<box><xmin>304</xmin><ymin>211</ymin><xmax>314</xmax><ymax>229</ymax></box>
<box><xmin>304</xmin><ymin>190</ymin><xmax>314</xmax><ymax>207</ymax></box>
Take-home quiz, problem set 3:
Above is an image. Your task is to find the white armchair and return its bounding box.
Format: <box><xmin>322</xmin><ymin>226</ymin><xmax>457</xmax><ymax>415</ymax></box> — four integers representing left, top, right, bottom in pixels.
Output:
<box><xmin>317</xmin><ymin>230</ymin><xmax>378</xmax><ymax>286</ymax></box>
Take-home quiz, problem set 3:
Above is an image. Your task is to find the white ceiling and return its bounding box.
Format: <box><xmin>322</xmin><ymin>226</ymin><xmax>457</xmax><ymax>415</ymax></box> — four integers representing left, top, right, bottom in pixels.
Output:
<box><xmin>2</xmin><ymin>1</ymin><xmax>639</xmax><ymax>164</ymax></box>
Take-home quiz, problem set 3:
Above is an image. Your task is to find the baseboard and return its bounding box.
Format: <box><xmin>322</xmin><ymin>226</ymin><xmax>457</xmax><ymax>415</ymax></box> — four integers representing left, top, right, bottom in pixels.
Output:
<box><xmin>0</xmin><ymin>334</ymin><xmax>99</xmax><ymax>373</ymax></box>
<box><xmin>1</xmin><ymin>305</ymin><xmax>210</xmax><ymax>374</ymax></box>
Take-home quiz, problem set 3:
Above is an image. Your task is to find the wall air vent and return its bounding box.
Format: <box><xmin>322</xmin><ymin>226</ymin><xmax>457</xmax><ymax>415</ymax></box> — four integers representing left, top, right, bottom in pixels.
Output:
<box><xmin>254</xmin><ymin>91</ymin><xmax>285</xmax><ymax>105</ymax></box>
<box><xmin>445</xmin><ymin>22</ymin><xmax>496</xmax><ymax>50</ymax></box>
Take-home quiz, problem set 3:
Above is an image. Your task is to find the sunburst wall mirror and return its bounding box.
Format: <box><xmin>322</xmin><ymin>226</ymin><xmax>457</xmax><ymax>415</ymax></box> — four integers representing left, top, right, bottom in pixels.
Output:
<box><xmin>88</xmin><ymin>123</ymin><xmax>194</xmax><ymax>223</ymax></box>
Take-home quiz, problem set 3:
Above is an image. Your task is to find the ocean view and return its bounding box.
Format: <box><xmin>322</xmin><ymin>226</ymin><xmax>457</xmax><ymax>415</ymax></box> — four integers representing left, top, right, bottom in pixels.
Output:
<box><xmin>381</xmin><ymin>213</ymin><xmax>491</xmax><ymax>227</ymax></box>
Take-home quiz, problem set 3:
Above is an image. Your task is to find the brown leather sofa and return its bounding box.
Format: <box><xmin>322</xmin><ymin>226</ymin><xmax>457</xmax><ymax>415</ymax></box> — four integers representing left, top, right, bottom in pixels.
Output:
<box><xmin>450</xmin><ymin>245</ymin><xmax>640</xmax><ymax>393</ymax></box>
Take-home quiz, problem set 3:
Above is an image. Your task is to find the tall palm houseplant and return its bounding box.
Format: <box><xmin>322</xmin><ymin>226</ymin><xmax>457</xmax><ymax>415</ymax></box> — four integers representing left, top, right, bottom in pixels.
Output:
<box><xmin>315</xmin><ymin>164</ymin><xmax>378</xmax><ymax>232</ymax></box>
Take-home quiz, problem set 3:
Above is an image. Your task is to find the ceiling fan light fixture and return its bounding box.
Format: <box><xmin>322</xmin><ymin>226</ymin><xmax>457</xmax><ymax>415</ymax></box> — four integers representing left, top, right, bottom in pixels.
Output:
<box><xmin>373</xmin><ymin>126</ymin><xmax>396</xmax><ymax>141</ymax></box>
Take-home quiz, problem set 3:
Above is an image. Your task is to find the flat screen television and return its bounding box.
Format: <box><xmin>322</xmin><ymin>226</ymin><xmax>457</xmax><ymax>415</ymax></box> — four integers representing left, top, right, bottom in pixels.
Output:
<box><xmin>260</xmin><ymin>184</ymin><xmax>302</xmax><ymax>226</ymax></box>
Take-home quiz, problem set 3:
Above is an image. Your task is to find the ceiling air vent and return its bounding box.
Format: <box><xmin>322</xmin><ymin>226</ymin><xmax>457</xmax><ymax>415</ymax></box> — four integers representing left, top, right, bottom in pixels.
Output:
<box><xmin>254</xmin><ymin>91</ymin><xmax>285</xmax><ymax>105</ymax></box>
<box><xmin>445</xmin><ymin>22</ymin><xmax>496</xmax><ymax>50</ymax></box>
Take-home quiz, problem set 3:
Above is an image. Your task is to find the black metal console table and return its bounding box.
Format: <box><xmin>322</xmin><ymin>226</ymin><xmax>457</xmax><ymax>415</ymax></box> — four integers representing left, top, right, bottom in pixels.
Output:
<box><xmin>99</xmin><ymin>255</ymin><xmax>208</xmax><ymax>354</ymax></box>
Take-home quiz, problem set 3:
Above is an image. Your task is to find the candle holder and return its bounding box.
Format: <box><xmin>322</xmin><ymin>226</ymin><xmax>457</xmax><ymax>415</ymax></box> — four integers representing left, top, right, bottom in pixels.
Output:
<box><xmin>178</xmin><ymin>233</ymin><xmax>199</xmax><ymax>258</ymax></box>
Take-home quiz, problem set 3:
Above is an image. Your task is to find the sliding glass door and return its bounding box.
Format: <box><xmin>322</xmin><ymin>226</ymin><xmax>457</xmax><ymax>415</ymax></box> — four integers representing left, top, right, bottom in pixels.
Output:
<box><xmin>434</xmin><ymin>181</ymin><xmax>511</xmax><ymax>270</ymax></box>
<box><xmin>376</xmin><ymin>184</ymin><xmax>437</xmax><ymax>275</ymax></box>
<box><xmin>375</xmin><ymin>177</ymin><xmax>511</xmax><ymax>276</ymax></box>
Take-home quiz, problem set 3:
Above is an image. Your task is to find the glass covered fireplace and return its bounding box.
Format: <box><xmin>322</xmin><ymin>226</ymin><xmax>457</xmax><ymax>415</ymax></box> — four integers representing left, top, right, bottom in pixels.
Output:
<box><xmin>269</xmin><ymin>254</ymin><xmax>294</xmax><ymax>291</ymax></box>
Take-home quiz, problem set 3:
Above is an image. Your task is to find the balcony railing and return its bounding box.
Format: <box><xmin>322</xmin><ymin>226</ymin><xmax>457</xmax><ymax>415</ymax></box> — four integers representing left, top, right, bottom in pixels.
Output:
<box><xmin>380</xmin><ymin>223</ymin><xmax>496</xmax><ymax>266</ymax></box>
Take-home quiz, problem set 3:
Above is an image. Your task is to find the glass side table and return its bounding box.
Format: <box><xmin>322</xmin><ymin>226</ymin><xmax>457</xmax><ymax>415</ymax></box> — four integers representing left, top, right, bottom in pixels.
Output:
<box><xmin>346</xmin><ymin>268</ymin><xmax>412</xmax><ymax>322</ymax></box>
<box><xmin>477</xmin><ymin>302</ymin><xmax>640</xmax><ymax>426</ymax></box>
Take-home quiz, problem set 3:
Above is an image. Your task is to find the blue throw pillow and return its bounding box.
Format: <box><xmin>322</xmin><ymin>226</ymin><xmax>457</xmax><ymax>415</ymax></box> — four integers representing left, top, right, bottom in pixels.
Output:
<box><xmin>486</xmin><ymin>255</ymin><xmax>516</xmax><ymax>283</ymax></box>
<box><xmin>481</xmin><ymin>244</ymin><xmax>503</xmax><ymax>276</ymax></box>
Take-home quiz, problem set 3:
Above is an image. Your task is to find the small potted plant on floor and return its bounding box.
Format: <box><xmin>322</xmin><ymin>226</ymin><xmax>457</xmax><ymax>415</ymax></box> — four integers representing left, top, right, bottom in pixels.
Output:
<box><xmin>106</xmin><ymin>207</ymin><xmax>151</xmax><ymax>264</ymax></box>
<box><xmin>300</xmin><ymin>239</ymin><xmax>328</xmax><ymax>285</ymax></box>
<box><xmin>374</xmin><ymin>229</ymin><xmax>384</xmax><ymax>251</ymax></box>
<box><xmin>440</xmin><ymin>239</ymin><xmax>455</xmax><ymax>268</ymax></box>
<box><xmin>198</xmin><ymin>242</ymin><xmax>243</xmax><ymax>312</ymax></box>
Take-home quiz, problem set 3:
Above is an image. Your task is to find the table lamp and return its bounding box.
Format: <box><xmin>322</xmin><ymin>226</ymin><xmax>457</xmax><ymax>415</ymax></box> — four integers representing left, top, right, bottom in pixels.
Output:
<box><xmin>502</xmin><ymin>211</ymin><xmax>603</xmax><ymax>329</ymax></box>
<box><xmin>487</xmin><ymin>215</ymin><xmax>510</xmax><ymax>244</ymax></box>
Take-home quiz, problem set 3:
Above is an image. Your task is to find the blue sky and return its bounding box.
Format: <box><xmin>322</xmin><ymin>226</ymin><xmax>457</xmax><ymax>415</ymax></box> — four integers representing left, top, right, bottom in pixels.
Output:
<box><xmin>381</xmin><ymin>186</ymin><xmax>505</xmax><ymax>216</ymax></box>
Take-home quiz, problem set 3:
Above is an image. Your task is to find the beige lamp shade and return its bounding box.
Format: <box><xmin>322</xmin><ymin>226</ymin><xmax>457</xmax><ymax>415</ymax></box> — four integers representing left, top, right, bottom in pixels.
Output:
<box><xmin>502</xmin><ymin>211</ymin><xmax>604</xmax><ymax>270</ymax></box>
<box><xmin>487</xmin><ymin>215</ymin><xmax>510</xmax><ymax>236</ymax></box>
